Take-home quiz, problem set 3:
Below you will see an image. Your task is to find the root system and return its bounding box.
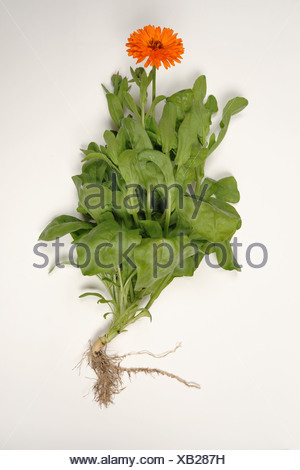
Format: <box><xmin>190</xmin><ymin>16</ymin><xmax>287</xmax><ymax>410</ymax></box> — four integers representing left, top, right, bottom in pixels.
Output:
<box><xmin>79</xmin><ymin>343</ymin><xmax>200</xmax><ymax>407</ymax></box>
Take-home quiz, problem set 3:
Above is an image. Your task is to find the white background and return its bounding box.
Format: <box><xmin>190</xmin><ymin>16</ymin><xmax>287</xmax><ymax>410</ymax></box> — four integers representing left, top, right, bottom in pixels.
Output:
<box><xmin>1</xmin><ymin>0</ymin><xmax>300</xmax><ymax>450</ymax></box>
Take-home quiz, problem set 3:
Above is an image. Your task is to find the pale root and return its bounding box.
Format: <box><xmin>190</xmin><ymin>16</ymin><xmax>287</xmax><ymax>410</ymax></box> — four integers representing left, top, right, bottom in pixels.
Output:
<box><xmin>79</xmin><ymin>343</ymin><xmax>201</xmax><ymax>407</ymax></box>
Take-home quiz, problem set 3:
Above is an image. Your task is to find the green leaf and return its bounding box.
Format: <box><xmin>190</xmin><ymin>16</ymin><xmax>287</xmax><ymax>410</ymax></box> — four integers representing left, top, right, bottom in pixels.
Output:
<box><xmin>97</xmin><ymin>298</ymin><xmax>113</xmax><ymax>304</ymax></box>
<box><xmin>103</xmin><ymin>312</ymin><xmax>113</xmax><ymax>319</ymax></box>
<box><xmin>134</xmin><ymin>308</ymin><xmax>152</xmax><ymax>322</ymax></box>
<box><xmin>205</xmin><ymin>238</ymin><xmax>241</xmax><ymax>271</ymax></box>
<box><xmin>118</xmin><ymin>149</ymin><xmax>141</xmax><ymax>187</ymax></box>
<box><xmin>81</xmin><ymin>151</ymin><xmax>119</xmax><ymax>171</ymax></box>
<box><xmin>209</xmin><ymin>197</ymin><xmax>242</xmax><ymax>229</ymax></box>
<box><xmin>123</xmin><ymin>92</ymin><xmax>141</xmax><ymax>119</ymax></box>
<box><xmin>175</xmin><ymin>108</ymin><xmax>200</xmax><ymax>168</ymax></box>
<box><xmin>192</xmin><ymin>76</ymin><xmax>213</xmax><ymax>146</ymax></box>
<box><xmin>101</xmin><ymin>277</ymin><xmax>119</xmax><ymax>287</ymax></box>
<box><xmin>115</xmin><ymin>127</ymin><xmax>128</xmax><ymax>152</ymax></box>
<box><xmin>134</xmin><ymin>235</ymin><xmax>196</xmax><ymax>290</ymax></box>
<box><xmin>214</xmin><ymin>176</ymin><xmax>240</xmax><ymax>203</ymax></box>
<box><xmin>103</xmin><ymin>130</ymin><xmax>123</xmax><ymax>165</ymax></box>
<box><xmin>147</xmin><ymin>67</ymin><xmax>155</xmax><ymax>85</ymax></box>
<box><xmin>167</xmin><ymin>89</ymin><xmax>193</xmax><ymax>121</ymax></box>
<box><xmin>197</xmin><ymin>177</ymin><xmax>218</xmax><ymax>199</ymax></box>
<box><xmin>187</xmin><ymin>144</ymin><xmax>208</xmax><ymax>169</ymax></box>
<box><xmin>39</xmin><ymin>215</ymin><xmax>94</xmax><ymax>241</ymax></box>
<box><xmin>175</xmin><ymin>165</ymin><xmax>195</xmax><ymax>193</ymax></box>
<box><xmin>70</xmin><ymin>228</ymin><xmax>92</xmax><ymax>244</ymax></box>
<box><xmin>111</xmin><ymin>72</ymin><xmax>122</xmax><ymax>94</ymax></box>
<box><xmin>158</xmin><ymin>101</ymin><xmax>177</xmax><ymax>154</ymax></box>
<box><xmin>76</xmin><ymin>220</ymin><xmax>142</xmax><ymax>276</ymax></box>
<box><xmin>122</xmin><ymin>117</ymin><xmax>153</xmax><ymax>152</ymax></box>
<box><xmin>117</xmin><ymin>77</ymin><xmax>129</xmax><ymax>104</ymax></box>
<box><xmin>177</xmin><ymin>196</ymin><xmax>241</xmax><ymax>243</ymax></box>
<box><xmin>138</xmin><ymin>150</ymin><xmax>175</xmax><ymax>187</ymax></box>
<box><xmin>173</xmin><ymin>248</ymin><xmax>204</xmax><ymax>277</ymax></box>
<box><xmin>48</xmin><ymin>260</ymin><xmax>74</xmax><ymax>273</ymax></box>
<box><xmin>119</xmin><ymin>150</ymin><xmax>172</xmax><ymax>213</ymax></box>
<box><xmin>79</xmin><ymin>158</ymin><xmax>108</xmax><ymax>184</ymax></box>
<box><xmin>139</xmin><ymin>220</ymin><xmax>163</xmax><ymax>238</ymax></box>
<box><xmin>139</xmin><ymin>70</ymin><xmax>148</xmax><ymax>108</ymax></box>
<box><xmin>106</xmin><ymin>93</ymin><xmax>124</xmax><ymax>128</ymax></box>
<box><xmin>80</xmin><ymin>142</ymin><xmax>100</xmax><ymax>156</ymax></box>
<box><xmin>205</xmin><ymin>95</ymin><xmax>218</xmax><ymax>114</ymax></box>
<box><xmin>209</xmin><ymin>132</ymin><xmax>216</xmax><ymax>148</ymax></box>
<box><xmin>130</xmin><ymin>67</ymin><xmax>145</xmax><ymax>86</ymax></box>
<box><xmin>208</xmin><ymin>97</ymin><xmax>248</xmax><ymax>157</ymax></box>
<box><xmin>72</xmin><ymin>175</ymin><xmax>82</xmax><ymax>194</ymax></box>
<box><xmin>101</xmin><ymin>83</ymin><xmax>110</xmax><ymax>94</ymax></box>
<box><xmin>145</xmin><ymin>95</ymin><xmax>166</xmax><ymax>120</ymax></box>
<box><xmin>79</xmin><ymin>292</ymin><xmax>106</xmax><ymax>300</ymax></box>
<box><xmin>78</xmin><ymin>182</ymin><xmax>128</xmax><ymax>223</ymax></box>
<box><xmin>193</xmin><ymin>75</ymin><xmax>207</xmax><ymax>102</ymax></box>
<box><xmin>145</xmin><ymin>116</ymin><xmax>161</xmax><ymax>146</ymax></box>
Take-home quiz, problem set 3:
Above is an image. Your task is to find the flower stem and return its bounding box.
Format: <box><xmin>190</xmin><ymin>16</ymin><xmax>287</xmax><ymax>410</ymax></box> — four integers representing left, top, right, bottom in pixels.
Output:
<box><xmin>152</xmin><ymin>66</ymin><xmax>156</xmax><ymax>120</ymax></box>
<box><xmin>141</xmin><ymin>103</ymin><xmax>145</xmax><ymax>128</ymax></box>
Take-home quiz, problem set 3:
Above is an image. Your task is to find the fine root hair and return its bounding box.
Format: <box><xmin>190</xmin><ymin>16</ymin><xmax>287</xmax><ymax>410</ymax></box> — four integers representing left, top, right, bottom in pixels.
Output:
<box><xmin>76</xmin><ymin>343</ymin><xmax>200</xmax><ymax>408</ymax></box>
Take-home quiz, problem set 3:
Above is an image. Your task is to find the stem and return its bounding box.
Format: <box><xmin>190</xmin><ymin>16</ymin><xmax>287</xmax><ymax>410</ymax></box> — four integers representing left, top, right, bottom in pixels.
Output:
<box><xmin>132</xmin><ymin>211</ymin><xmax>140</xmax><ymax>227</ymax></box>
<box><xmin>164</xmin><ymin>209</ymin><xmax>170</xmax><ymax>237</ymax></box>
<box><xmin>117</xmin><ymin>265</ymin><xmax>126</xmax><ymax>315</ymax></box>
<box><xmin>99</xmin><ymin>275</ymin><xmax>113</xmax><ymax>298</ymax></box>
<box><xmin>159</xmin><ymin>211</ymin><xmax>166</xmax><ymax>225</ymax></box>
<box><xmin>113</xmin><ymin>274</ymin><xmax>119</xmax><ymax>314</ymax></box>
<box><xmin>146</xmin><ymin>186</ymin><xmax>152</xmax><ymax>220</ymax></box>
<box><xmin>152</xmin><ymin>66</ymin><xmax>156</xmax><ymax>120</ymax></box>
<box><xmin>123</xmin><ymin>270</ymin><xmax>136</xmax><ymax>291</ymax></box>
<box><xmin>129</xmin><ymin>281</ymin><xmax>134</xmax><ymax>303</ymax></box>
<box><xmin>163</xmin><ymin>187</ymin><xmax>171</xmax><ymax>236</ymax></box>
<box><xmin>100</xmin><ymin>329</ymin><xmax>120</xmax><ymax>346</ymax></box>
<box><xmin>141</xmin><ymin>103</ymin><xmax>145</xmax><ymax>128</ymax></box>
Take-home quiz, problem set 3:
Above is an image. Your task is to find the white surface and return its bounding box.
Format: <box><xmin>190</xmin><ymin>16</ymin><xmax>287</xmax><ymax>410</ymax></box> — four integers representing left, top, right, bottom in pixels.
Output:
<box><xmin>1</xmin><ymin>0</ymin><xmax>300</xmax><ymax>450</ymax></box>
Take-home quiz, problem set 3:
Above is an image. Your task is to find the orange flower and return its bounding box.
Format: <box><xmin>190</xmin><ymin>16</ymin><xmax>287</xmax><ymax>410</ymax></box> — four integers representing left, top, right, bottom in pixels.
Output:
<box><xmin>126</xmin><ymin>25</ymin><xmax>184</xmax><ymax>70</ymax></box>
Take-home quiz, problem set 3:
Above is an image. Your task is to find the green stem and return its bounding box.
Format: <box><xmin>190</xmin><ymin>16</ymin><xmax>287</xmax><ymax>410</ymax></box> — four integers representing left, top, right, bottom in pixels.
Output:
<box><xmin>152</xmin><ymin>66</ymin><xmax>156</xmax><ymax>120</ymax></box>
<box><xmin>163</xmin><ymin>187</ymin><xmax>171</xmax><ymax>236</ymax></box>
<box><xmin>141</xmin><ymin>103</ymin><xmax>145</xmax><ymax>128</ymax></box>
<box><xmin>113</xmin><ymin>274</ymin><xmax>119</xmax><ymax>314</ymax></box>
<box><xmin>164</xmin><ymin>209</ymin><xmax>170</xmax><ymax>237</ymax></box>
<box><xmin>100</xmin><ymin>328</ymin><xmax>120</xmax><ymax>345</ymax></box>
<box><xmin>129</xmin><ymin>281</ymin><xmax>134</xmax><ymax>303</ymax></box>
<box><xmin>117</xmin><ymin>266</ymin><xmax>124</xmax><ymax>313</ymax></box>
<box><xmin>132</xmin><ymin>212</ymin><xmax>140</xmax><ymax>227</ymax></box>
<box><xmin>146</xmin><ymin>186</ymin><xmax>152</xmax><ymax>220</ymax></box>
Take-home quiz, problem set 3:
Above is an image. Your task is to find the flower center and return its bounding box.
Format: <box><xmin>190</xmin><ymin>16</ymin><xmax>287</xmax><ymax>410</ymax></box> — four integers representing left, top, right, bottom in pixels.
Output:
<box><xmin>148</xmin><ymin>39</ymin><xmax>163</xmax><ymax>50</ymax></box>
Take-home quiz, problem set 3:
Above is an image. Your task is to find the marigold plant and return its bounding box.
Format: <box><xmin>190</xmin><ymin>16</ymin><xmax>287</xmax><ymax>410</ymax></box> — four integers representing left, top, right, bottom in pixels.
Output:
<box><xmin>39</xmin><ymin>25</ymin><xmax>248</xmax><ymax>407</ymax></box>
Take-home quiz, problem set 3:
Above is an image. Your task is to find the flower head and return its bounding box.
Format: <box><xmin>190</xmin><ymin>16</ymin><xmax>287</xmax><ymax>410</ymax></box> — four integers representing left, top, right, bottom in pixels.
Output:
<box><xmin>126</xmin><ymin>25</ymin><xmax>184</xmax><ymax>70</ymax></box>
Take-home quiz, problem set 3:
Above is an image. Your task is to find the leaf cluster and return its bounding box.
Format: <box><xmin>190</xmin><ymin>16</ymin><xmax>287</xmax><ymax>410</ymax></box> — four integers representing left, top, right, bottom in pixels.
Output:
<box><xmin>39</xmin><ymin>68</ymin><xmax>247</xmax><ymax>338</ymax></box>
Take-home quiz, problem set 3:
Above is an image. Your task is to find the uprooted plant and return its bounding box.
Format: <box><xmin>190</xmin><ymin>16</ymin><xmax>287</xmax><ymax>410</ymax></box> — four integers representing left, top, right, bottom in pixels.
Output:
<box><xmin>39</xmin><ymin>25</ymin><xmax>248</xmax><ymax>407</ymax></box>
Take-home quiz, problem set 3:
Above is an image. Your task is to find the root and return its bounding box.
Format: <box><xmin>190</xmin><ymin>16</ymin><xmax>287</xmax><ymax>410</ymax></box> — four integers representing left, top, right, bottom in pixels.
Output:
<box><xmin>79</xmin><ymin>342</ymin><xmax>200</xmax><ymax>408</ymax></box>
<box><xmin>85</xmin><ymin>347</ymin><xmax>124</xmax><ymax>407</ymax></box>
